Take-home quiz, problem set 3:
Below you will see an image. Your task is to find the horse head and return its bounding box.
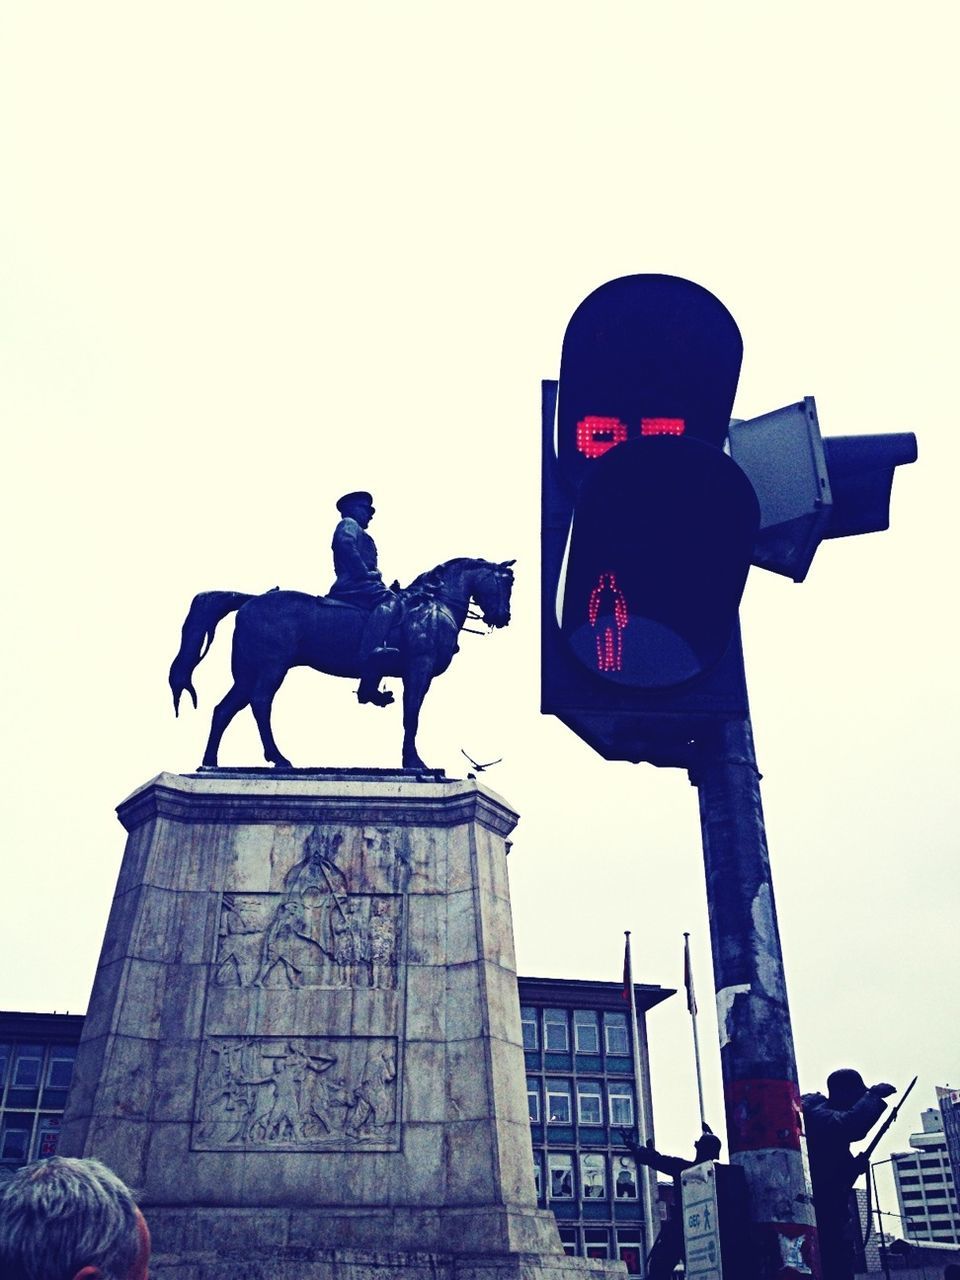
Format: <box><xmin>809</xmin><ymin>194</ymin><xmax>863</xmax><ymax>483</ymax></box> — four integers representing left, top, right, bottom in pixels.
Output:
<box><xmin>469</xmin><ymin>559</ymin><xmax>515</xmax><ymax>629</ymax></box>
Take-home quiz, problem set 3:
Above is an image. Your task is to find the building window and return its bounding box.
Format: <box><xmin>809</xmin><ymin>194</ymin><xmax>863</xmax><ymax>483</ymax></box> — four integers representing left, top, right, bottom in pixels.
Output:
<box><xmin>558</xmin><ymin>1227</ymin><xmax>578</xmax><ymax>1255</ymax></box>
<box><xmin>0</xmin><ymin>1116</ymin><xmax>33</xmax><ymax>1164</ymax></box>
<box><xmin>543</xmin><ymin>1010</ymin><xmax>569</xmax><ymax>1052</ymax></box>
<box><xmin>533</xmin><ymin>1151</ymin><xmax>543</xmax><ymax>1201</ymax></box>
<box><xmin>608</xmin><ymin>1082</ymin><xmax>635</xmax><ymax>1127</ymax></box>
<box><xmin>527</xmin><ymin>1078</ymin><xmax>541</xmax><ymax>1123</ymax></box>
<box><xmin>546</xmin><ymin>1079</ymin><xmax>572</xmax><ymax>1124</ymax></box>
<box><xmin>617</xmin><ymin>1230</ymin><xmax>644</xmax><ymax>1275</ymax></box>
<box><xmin>0</xmin><ymin>1044</ymin><xmax>10</xmax><ymax>1092</ymax></box>
<box><xmin>521</xmin><ymin>1007</ymin><xmax>538</xmax><ymax>1051</ymax></box>
<box><xmin>577</xmin><ymin>1080</ymin><xmax>603</xmax><ymax>1126</ymax></box>
<box><xmin>584</xmin><ymin>1228</ymin><xmax>609</xmax><ymax>1259</ymax></box>
<box><xmin>548</xmin><ymin>1152</ymin><xmax>575</xmax><ymax>1200</ymax></box>
<box><xmin>12</xmin><ymin>1046</ymin><xmax>44</xmax><ymax>1090</ymax></box>
<box><xmin>580</xmin><ymin>1153</ymin><xmax>607</xmax><ymax>1199</ymax></box>
<box><xmin>574</xmin><ymin>1010</ymin><xmax>600</xmax><ymax>1054</ymax></box>
<box><xmin>613</xmin><ymin>1154</ymin><xmax>639</xmax><ymax>1199</ymax></box>
<box><xmin>604</xmin><ymin>1012</ymin><xmax>629</xmax><ymax>1056</ymax></box>
<box><xmin>45</xmin><ymin>1047</ymin><xmax>77</xmax><ymax>1090</ymax></box>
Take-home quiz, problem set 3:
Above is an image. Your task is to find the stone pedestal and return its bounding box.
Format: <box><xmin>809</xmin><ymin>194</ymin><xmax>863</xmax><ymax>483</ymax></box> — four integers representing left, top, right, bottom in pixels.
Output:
<box><xmin>62</xmin><ymin>770</ymin><xmax>621</xmax><ymax>1280</ymax></box>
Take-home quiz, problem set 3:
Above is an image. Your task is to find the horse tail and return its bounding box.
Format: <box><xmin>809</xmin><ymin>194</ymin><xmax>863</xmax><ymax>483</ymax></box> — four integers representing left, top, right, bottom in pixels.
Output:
<box><xmin>169</xmin><ymin>591</ymin><xmax>255</xmax><ymax>715</ymax></box>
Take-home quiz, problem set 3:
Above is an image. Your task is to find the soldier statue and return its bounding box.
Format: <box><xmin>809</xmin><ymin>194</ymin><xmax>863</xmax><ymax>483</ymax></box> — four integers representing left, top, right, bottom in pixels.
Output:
<box><xmin>802</xmin><ymin>1069</ymin><xmax>895</xmax><ymax>1280</ymax></box>
<box><xmin>328</xmin><ymin>491</ymin><xmax>401</xmax><ymax>707</ymax></box>
<box><xmin>622</xmin><ymin>1126</ymin><xmax>722</xmax><ymax>1280</ymax></box>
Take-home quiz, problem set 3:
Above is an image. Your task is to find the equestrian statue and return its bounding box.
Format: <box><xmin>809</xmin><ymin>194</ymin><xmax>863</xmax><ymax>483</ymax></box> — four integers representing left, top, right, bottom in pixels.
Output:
<box><xmin>169</xmin><ymin>491</ymin><xmax>515</xmax><ymax>771</ymax></box>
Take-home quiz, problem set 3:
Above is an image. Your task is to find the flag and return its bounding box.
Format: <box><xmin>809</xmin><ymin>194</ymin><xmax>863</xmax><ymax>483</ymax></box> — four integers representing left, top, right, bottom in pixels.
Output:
<box><xmin>684</xmin><ymin>932</ymin><xmax>698</xmax><ymax>1016</ymax></box>
<box><xmin>622</xmin><ymin>931</ymin><xmax>632</xmax><ymax>1001</ymax></box>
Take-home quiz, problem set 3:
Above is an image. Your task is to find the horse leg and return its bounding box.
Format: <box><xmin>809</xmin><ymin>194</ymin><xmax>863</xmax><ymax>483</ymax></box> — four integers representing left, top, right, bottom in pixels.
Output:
<box><xmin>401</xmin><ymin>657</ymin><xmax>435</xmax><ymax>770</ymax></box>
<box><xmin>250</xmin><ymin>669</ymin><xmax>292</xmax><ymax>768</ymax></box>
<box><xmin>202</xmin><ymin>680</ymin><xmax>252</xmax><ymax>767</ymax></box>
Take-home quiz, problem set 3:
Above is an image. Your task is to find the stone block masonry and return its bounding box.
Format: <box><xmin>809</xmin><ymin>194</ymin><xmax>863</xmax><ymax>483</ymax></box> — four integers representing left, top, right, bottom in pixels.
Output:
<box><xmin>61</xmin><ymin>769</ymin><xmax>623</xmax><ymax>1280</ymax></box>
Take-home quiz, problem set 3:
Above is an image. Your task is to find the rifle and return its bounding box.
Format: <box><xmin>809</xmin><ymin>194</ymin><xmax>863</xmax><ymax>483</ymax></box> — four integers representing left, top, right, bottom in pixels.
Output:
<box><xmin>854</xmin><ymin>1075</ymin><xmax>917</xmax><ymax>1177</ymax></box>
<box><xmin>856</xmin><ymin>1075</ymin><xmax>917</xmax><ymax>1247</ymax></box>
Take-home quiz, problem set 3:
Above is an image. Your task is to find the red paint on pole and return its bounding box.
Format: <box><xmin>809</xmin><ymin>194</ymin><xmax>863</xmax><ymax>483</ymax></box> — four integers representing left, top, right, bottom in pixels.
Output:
<box><xmin>726</xmin><ymin>1078</ymin><xmax>803</xmax><ymax>1153</ymax></box>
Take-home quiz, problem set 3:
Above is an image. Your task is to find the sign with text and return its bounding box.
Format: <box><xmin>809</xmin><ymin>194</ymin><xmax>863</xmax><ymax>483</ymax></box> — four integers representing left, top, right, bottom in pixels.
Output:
<box><xmin>682</xmin><ymin>1160</ymin><xmax>723</xmax><ymax>1280</ymax></box>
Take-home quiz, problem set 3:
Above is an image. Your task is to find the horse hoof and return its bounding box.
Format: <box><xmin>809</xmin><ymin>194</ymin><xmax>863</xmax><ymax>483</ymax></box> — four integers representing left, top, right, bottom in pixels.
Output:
<box><xmin>358</xmin><ymin>688</ymin><xmax>394</xmax><ymax>707</ymax></box>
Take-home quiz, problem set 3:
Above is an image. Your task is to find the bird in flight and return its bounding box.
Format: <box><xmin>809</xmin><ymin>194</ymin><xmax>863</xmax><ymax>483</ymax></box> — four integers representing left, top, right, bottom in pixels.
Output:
<box><xmin>461</xmin><ymin>748</ymin><xmax>503</xmax><ymax>773</ymax></box>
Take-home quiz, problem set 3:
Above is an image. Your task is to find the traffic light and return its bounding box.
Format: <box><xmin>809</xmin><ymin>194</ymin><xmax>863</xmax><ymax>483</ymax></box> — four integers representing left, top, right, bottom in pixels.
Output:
<box><xmin>541</xmin><ymin>276</ymin><xmax>917</xmax><ymax>766</ymax></box>
<box><xmin>542</xmin><ymin>275</ymin><xmax>761</xmax><ymax>766</ymax></box>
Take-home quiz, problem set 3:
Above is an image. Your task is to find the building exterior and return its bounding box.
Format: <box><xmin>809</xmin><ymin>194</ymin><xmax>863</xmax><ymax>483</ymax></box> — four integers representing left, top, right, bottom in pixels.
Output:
<box><xmin>3</xmin><ymin>978</ymin><xmax>673</xmax><ymax>1272</ymax></box>
<box><xmin>0</xmin><ymin>1012</ymin><xmax>83</xmax><ymax>1180</ymax></box>
<box><xmin>518</xmin><ymin>976</ymin><xmax>673</xmax><ymax>1273</ymax></box>
<box><xmin>938</xmin><ymin>1086</ymin><xmax>960</xmax><ymax>1204</ymax></box>
<box><xmin>891</xmin><ymin>1105</ymin><xmax>960</xmax><ymax>1245</ymax></box>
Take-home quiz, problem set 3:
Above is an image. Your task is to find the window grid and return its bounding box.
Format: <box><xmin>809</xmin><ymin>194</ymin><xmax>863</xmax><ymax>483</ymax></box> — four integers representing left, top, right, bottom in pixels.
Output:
<box><xmin>521</xmin><ymin>1000</ymin><xmax>646</xmax><ymax>1263</ymax></box>
<box><xmin>0</xmin><ymin>1041</ymin><xmax>77</xmax><ymax>1169</ymax></box>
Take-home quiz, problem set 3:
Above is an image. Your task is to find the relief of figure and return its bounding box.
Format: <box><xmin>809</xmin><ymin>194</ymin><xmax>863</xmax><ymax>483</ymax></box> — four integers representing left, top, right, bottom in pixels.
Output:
<box><xmin>255</xmin><ymin>899</ymin><xmax>313</xmax><ymax>988</ymax></box>
<box><xmin>215</xmin><ymin>897</ymin><xmax>265</xmax><ymax>987</ymax></box>
<box><xmin>285</xmin><ymin>830</ymin><xmax>346</xmax><ymax>899</ymax></box>
<box><xmin>369</xmin><ymin>898</ymin><xmax>398</xmax><ymax>988</ymax></box>
<box><xmin>240</xmin><ymin>1044</ymin><xmax>337</xmax><ymax>1144</ymax></box>
<box><xmin>329</xmin><ymin>898</ymin><xmax>367</xmax><ymax>986</ymax></box>
<box><xmin>303</xmin><ymin>1071</ymin><xmax>354</xmax><ymax>1138</ymax></box>
<box><xmin>198</xmin><ymin>1040</ymin><xmax>256</xmax><ymax>1141</ymax></box>
<box><xmin>347</xmin><ymin>1049</ymin><xmax>397</xmax><ymax>1138</ymax></box>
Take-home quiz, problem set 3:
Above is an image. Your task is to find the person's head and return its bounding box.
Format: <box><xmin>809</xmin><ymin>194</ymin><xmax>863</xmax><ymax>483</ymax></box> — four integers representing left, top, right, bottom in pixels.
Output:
<box><xmin>694</xmin><ymin>1132</ymin><xmax>722</xmax><ymax>1162</ymax></box>
<box><xmin>336</xmin><ymin>491</ymin><xmax>374</xmax><ymax>526</ymax></box>
<box><xmin>0</xmin><ymin>1157</ymin><xmax>150</xmax><ymax>1280</ymax></box>
<box><xmin>827</xmin><ymin>1068</ymin><xmax>867</xmax><ymax>1109</ymax></box>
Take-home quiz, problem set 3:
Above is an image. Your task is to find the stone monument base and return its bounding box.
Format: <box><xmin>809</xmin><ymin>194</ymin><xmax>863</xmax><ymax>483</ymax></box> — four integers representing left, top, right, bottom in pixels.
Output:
<box><xmin>61</xmin><ymin>771</ymin><xmax>627</xmax><ymax>1280</ymax></box>
<box><xmin>149</xmin><ymin>1211</ymin><xmax>619</xmax><ymax>1280</ymax></box>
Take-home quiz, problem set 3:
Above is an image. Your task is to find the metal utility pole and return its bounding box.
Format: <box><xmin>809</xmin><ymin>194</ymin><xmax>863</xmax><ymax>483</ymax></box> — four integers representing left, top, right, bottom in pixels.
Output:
<box><xmin>693</xmin><ymin>717</ymin><xmax>817</xmax><ymax>1278</ymax></box>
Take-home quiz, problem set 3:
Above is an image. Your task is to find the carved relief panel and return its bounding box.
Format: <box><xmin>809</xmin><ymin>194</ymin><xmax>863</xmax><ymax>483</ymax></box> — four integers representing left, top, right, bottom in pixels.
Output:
<box><xmin>193</xmin><ymin>1035</ymin><xmax>399</xmax><ymax>1151</ymax></box>
<box><xmin>192</xmin><ymin>824</ymin><xmax>408</xmax><ymax>1154</ymax></box>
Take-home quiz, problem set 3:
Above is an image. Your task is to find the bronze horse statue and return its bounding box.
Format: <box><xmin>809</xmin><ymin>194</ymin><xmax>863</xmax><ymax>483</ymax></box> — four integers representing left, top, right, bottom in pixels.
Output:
<box><xmin>169</xmin><ymin>557</ymin><xmax>515</xmax><ymax>771</ymax></box>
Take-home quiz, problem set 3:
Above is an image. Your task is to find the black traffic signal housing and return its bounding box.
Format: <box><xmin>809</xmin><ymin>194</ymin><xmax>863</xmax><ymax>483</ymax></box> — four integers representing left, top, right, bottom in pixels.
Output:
<box><xmin>542</xmin><ymin>275</ymin><xmax>761</xmax><ymax>767</ymax></box>
<box><xmin>541</xmin><ymin>276</ymin><xmax>917</xmax><ymax>766</ymax></box>
<box><xmin>728</xmin><ymin>398</ymin><xmax>918</xmax><ymax>582</ymax></box>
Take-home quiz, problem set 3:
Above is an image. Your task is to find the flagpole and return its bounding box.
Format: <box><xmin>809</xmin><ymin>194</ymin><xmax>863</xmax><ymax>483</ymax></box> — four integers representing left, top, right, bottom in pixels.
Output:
<box><xmin>624</xmin><ymin>930</ymin><xmax>657</xmax><ymax>1260</ymax></box>
<box><xmin>684</xmin><ymin>932</ymin><xmax>707</xmax><ymax>1130</ymax></box>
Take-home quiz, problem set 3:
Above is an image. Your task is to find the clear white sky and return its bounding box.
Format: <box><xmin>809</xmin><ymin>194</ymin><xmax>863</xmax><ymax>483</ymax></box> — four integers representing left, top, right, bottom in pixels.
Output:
<box><xmin>1</xmin><ymin>1</ymin><xmax>956</xmax><ymax>1223</ymax></box>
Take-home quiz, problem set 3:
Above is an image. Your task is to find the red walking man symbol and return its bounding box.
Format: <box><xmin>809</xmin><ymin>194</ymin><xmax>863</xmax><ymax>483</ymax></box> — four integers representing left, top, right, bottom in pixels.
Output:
<box><xmin>588</xmin><ymin>572</ymin><xmax>629</xmax><ymax>673</ymax></box>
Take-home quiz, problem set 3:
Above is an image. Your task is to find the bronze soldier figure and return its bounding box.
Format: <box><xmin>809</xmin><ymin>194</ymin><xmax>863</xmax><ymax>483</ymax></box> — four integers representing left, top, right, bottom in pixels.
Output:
<box><xmin>328</xmin><ymin>491</ymin><xmax>401</xmax><ymax>707</ymax></box>
<box><xmin>802</xmin><ymin>1069</ymin><xmax>895</xmax><ymax>1280</ymax></box>
<box><xmin>622</xmin><ymin>1127</ymin><xmax>722</xmax><ymax>1280</ymax></box>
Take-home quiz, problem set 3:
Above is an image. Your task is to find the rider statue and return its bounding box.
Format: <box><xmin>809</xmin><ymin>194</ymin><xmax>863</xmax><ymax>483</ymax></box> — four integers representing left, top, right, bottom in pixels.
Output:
<box><xmin>328</xmin><ymin>491</ymin><xmax>401</xmax><ymax>707</ymax></box>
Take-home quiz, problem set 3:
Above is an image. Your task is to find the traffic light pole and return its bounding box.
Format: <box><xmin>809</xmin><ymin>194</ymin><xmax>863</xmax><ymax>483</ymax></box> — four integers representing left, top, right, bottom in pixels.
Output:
<box><xmin>692</xmin><ymin>715</ymin><xmax>820</xmax><ymax>1279</ymax></box>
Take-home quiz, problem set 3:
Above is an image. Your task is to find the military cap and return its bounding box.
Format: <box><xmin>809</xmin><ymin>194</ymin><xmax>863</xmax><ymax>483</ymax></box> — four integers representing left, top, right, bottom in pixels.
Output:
<box><xmin>336</xmin><ymin>491</ymin><xmax>374</xmax><ymax>513</ymax></box>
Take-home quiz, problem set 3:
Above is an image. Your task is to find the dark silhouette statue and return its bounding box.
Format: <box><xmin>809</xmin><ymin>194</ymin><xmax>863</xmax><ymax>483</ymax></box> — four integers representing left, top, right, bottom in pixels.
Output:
<box><xmin>802</xmin><ymin>1069</ymin><xmax>895</xmax><ymax>1280</ymax></box>
<box><xmin>168</xmin><ymin>493</ymin><xmax>514</xmax><ymax>770</ymax></box>
<box><xmin>327</xmin><ymin>491</ymin><xmax>402</xmax><ymax>707</ymax></box>
<box><xmin>622</xmin><ymin>1126</ymin><xmax>722</xmax><ymax>1280</ymax></box>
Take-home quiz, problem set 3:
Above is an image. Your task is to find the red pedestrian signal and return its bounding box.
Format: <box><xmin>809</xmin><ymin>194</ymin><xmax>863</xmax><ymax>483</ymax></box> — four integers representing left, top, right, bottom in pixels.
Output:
<box><xmin>560</xmin><ymin>436</ymin><xmax>759</xmax><ymax>689</ymax></box>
